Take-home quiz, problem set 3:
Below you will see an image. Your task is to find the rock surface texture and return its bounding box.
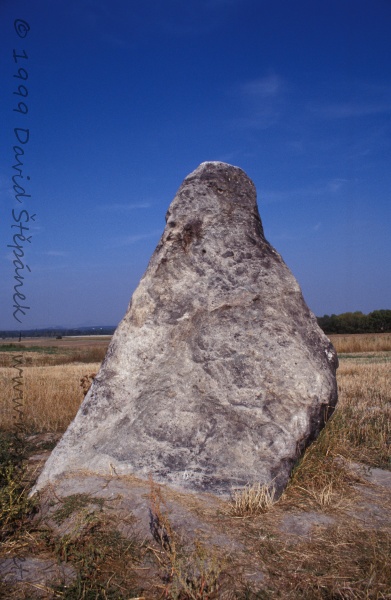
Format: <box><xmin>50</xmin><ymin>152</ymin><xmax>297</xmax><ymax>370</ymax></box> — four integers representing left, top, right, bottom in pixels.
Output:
<box><xmin>34</xmin><ymin>162</ymin><xmax>338</xmax><ymax>496</ymax></box>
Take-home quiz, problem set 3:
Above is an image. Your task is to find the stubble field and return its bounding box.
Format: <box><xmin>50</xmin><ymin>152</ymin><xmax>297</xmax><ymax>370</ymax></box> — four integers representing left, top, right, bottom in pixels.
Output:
<box><xmin>0</xmin><ymin>333</ymin><xmax>390</xmax><ymax>599</ymax></box>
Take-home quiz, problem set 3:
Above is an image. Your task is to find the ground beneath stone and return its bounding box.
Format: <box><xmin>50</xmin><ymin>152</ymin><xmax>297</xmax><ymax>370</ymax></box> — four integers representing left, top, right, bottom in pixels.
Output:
<box><xmin>1</xmin><ymin>441</ymin><xmax>390</xmax><ymax>598</ymax></box>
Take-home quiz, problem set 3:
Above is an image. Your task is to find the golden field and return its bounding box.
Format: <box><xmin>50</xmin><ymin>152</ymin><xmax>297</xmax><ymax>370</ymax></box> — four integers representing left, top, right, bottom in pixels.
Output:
<box><xmin>0</xmin><ymin>363</ymin><xmax>100</xmax><ymax>433</ymax></box>
<box><xmin>329</xmin><ymin>332</ymin><xmax>391</xmax><ymax>353</ymax></box>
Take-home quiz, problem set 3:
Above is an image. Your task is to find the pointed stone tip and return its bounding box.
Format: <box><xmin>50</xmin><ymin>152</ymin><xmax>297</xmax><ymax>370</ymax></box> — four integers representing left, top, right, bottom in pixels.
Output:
<box><xmin>168</xmin><ymin>161</ymin><xmax>257</xmax><ymax>216</ymax></box>
<box><xmin>182</xmin><ymin>161</ymin><xmax>256</xmax><ymax>198</ymax></box>
<box><xmin>199</xmin><ymin>160</ymin><xmax>239</xmax><ymax>168</ymax></box>
<box><xmin>187</xmin><ymin>161</ymin><xmax>245</xmax><ymax>178</ymax></box>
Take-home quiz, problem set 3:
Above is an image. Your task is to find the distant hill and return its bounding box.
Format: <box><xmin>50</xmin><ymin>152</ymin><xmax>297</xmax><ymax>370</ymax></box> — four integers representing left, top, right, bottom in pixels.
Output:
<box><xmin>0</xmin><ymin>326</ymin><xmax>116</xmax><ymax>339</ymax></box>
<box><xmin>2</xmin><ymin>310</ymin><xmax>390</xmax><ymax>338</ymax></box>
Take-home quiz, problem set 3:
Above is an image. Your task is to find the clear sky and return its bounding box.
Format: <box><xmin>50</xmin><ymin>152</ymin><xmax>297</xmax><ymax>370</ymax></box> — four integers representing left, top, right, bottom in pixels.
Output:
<box><xmin>1</xmin><ymin>0</ymin><xmax>390</xmax><ymax>330</ymax></box>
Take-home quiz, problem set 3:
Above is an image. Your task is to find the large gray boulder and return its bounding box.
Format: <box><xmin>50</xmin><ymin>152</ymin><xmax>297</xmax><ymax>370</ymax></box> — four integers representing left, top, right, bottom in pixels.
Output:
<box><xmin>34</xmin><ymin>162</ymin><xmax>338</xmax><ymax>497</ymax></box>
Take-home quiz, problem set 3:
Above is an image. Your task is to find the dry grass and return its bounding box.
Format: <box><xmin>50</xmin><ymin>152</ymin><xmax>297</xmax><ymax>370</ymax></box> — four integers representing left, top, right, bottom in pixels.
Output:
<box><xmin>279</xmin><ymin>359</ymin><xmax>390</xmax><ymax>513</ymax></box>
<box><xmin>0</xmin><ymin>345</ymin><xmax>108</xmax><ymax>367</ymax></box>
<box><xmin>229</xmin><ymin>482</ymin><xmax>276</xmax><ymax>517</ymax></box>
<box><xmin>330</xmin><ymin>332</ymin><xmax>391</xmax><ymax>353</ymax></box>
<box><xmin>0</xmin><ymin>363</ymin><xmax>100</xmax><ymax>432</ymax></box>
<box><xmin>252</xmin><ymin>522</ymin><xmax>391</xmax><ymax>599</ymax></box>
<box><xmin>333</xmin><ymin>361</ymin><xmax>391</xmax><ymax>468</ymax></box>
<box><xmin>148</xmin><ymin>477</ymin><xmax>224</xmax><ymax>599</ymax></box>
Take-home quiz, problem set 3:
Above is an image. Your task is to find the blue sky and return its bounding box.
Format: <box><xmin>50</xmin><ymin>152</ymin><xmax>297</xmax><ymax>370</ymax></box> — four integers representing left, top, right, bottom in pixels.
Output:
<box><xmin>1</xmin><ymin>0</ymin><xmax>390</xmax><ymax>329</ymax></box>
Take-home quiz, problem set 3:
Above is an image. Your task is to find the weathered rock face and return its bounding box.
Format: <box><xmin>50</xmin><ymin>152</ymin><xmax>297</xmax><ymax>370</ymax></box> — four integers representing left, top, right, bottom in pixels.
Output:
<box><xmin>34</xmin><ymin>162</ymin><xmax>338</xmax><ymax>497</ymax></box>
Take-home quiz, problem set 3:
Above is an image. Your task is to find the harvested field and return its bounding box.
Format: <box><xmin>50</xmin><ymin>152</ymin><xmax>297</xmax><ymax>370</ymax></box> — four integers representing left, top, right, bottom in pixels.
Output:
<box><xmin>329</xmin><ymin>332</ymin><xmax>391</xmax><ymax>353</ymax></box>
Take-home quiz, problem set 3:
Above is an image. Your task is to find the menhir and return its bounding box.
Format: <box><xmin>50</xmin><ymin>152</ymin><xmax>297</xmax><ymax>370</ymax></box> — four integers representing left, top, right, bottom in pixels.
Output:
<box><xmin>34</xmin><ymin>161</ymin><xmax>338</xmax><ymax>497</ymax></box>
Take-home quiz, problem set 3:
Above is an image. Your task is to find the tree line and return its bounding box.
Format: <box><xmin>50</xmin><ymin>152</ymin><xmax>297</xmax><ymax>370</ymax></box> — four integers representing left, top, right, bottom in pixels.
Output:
<box><xmin>317</xmin><ymin>310</ymin><xmax>391</xmax><ymax>334</ymax></box>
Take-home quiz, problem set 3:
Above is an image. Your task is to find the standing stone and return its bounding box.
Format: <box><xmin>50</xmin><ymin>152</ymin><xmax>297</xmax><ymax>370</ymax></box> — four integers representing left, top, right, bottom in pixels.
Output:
<box><xmin>34</xmin><ymin>162</ymin><xmax>338</xmax><ymax>497</ymax></box>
